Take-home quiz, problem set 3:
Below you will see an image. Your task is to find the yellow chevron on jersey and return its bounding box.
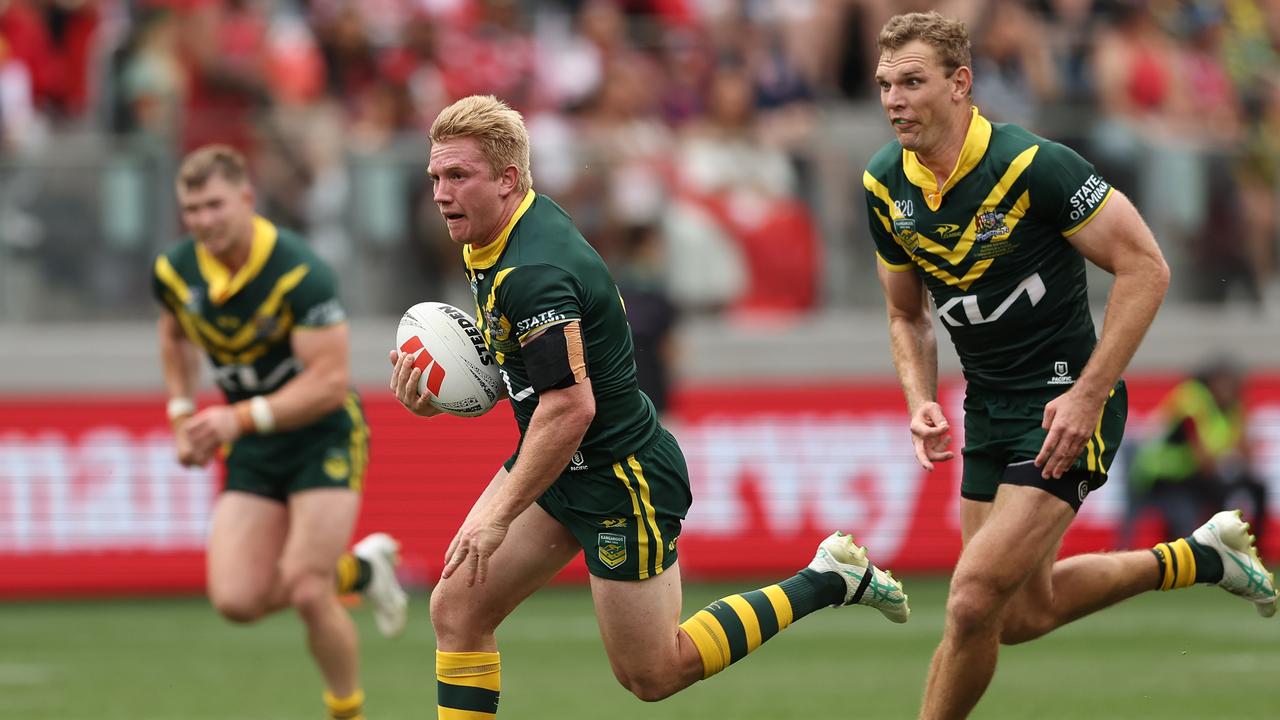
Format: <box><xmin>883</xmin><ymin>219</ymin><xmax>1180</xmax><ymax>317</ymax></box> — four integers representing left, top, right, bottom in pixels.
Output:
<box><xmin>863</xmin><ymin>109</ymin><xmax>1114</xmax><ymax>390</ymax></box>
<box><xmin>863</xmin><ymin>139</ymin><xmax>1038</xmax><ymax>290</ymax></box>
<box><xmin>151</xmin><ymin>218</ymin><xmax>347</xmax><ymax>400</ymax></box>
<box><xmin>196</xmin><ymin>215</ymin><xmax>278</xmax><ymax>305</ymax></box>
<box><xmin>155</xmin><ymin>257</ymin><xmax>308</xmax><ymax>363</ymax></box>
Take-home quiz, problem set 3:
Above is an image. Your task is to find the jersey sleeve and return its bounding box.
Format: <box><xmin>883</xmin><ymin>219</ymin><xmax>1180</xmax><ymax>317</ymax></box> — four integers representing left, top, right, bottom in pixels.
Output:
<box><xmin>1028</xmin><ymin>141</ymin><xmax>1114</xmax><ymax>237</ymax></box>
<box><xmin>151</xmin><ymin>252</ymin><xmax>186</xmax><ymax>315</ymax></box>
<box><xmin>289</xmin><ymin>260</ymin><xmax>348</xmax><ymax>328</ymax></box>
<box><xmin>863</xmin><ymin>171</ymin><xmax>913</xmax><ymax>271</ymax></box>
<box><xmin>496</xmin><ymin>264</ymin><xmax>585</xmax><ymax>343</ymax></box>
<box><xmin>151</xmin><ymin>255</ymin><xmax>172</xmax><ymax>311</ymax></box>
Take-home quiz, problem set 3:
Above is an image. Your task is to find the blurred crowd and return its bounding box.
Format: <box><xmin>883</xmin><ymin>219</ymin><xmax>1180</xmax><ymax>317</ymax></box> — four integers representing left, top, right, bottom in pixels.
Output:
<box><xmin>2</xmin><ymin>0</ymin><xmax>1280</xmax><ymax>317</ymax></box>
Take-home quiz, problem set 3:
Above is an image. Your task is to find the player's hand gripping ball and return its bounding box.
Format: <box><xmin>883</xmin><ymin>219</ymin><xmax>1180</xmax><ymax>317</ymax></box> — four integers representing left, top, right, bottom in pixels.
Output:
<box><xmin>395</xmin><ymin>302</ymin><xmax>503</xmax><ymax>417</ymax></box>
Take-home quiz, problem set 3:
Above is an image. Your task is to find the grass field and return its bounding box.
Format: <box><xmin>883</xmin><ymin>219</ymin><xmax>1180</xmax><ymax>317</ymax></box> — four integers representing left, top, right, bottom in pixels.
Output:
<box><xmin>3</xmin><ymin>577</ymin><xmax>1277</xmax><ymax>719</ymax></box>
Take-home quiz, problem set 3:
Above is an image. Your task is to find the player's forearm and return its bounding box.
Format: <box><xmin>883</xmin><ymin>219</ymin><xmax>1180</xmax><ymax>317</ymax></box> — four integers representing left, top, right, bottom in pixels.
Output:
<box><xmin>252</xmin><ymin>362</ymin><xmax>349</xmax><ymax>432</ymax></box>
<box><xmin>1077</xmin><ymin>259</ymin><xmax>1169</xmax><ymax>399</ymax></box>
<box><xmin>160</xmin><ymin>341</ymin><xmax>201</xmax><ymax>400</ymax></box>
<box><xmin>157</xmin><ymin>318</ymin><xmax>200</xmax><ymax>403</ymax></box>
<box><xmin>887</xmin><ymin>314</ymin><xmax>939</xmax><ymax>413</ymax></box>
<box><xmin>490</xmin><ymin>402</ymin><xmax>593</xmax><ymax>526</ymax></box>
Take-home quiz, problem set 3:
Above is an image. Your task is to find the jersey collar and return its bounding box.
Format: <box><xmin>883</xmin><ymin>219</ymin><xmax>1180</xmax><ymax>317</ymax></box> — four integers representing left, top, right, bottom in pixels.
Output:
<box><xmin>903</xmin><ymin>106</ymin><xmax>991</xmax><ymax>211</ymax></box>
<box><xmin>196</xmin><ymin>215</ymin><xmax>277</xmax><ymax>306</ymax></box>
<box><xmin>464</xmin><ymin>189</ymin><xmax>536</xmax><ymax>271</ymax></box>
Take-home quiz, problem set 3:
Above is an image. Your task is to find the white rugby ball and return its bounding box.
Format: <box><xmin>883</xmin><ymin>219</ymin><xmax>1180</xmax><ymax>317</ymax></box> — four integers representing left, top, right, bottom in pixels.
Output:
<box><xmin>395</xmin><ymin>302</ymin><xmax>503</xmax><ymax>417</ymax></box>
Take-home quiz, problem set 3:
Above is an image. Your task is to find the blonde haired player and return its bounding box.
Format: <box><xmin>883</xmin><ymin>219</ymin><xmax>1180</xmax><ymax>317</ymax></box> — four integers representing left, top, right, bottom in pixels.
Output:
<box><xmin>153</xmin><ymin>144</ymin><xmax>408</xmax><ymax>720</ymax></box>
<box><xmin>389</xmin><ymin>95</ymin><xmax>909</xmax><ymax>719</ymax></box>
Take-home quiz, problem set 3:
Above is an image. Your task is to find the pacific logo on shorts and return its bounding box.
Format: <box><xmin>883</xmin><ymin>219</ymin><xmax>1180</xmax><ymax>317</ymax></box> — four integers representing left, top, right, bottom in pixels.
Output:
<box><xmin>1048</xmin><ymin>360</ymin><xmax>1074</xmax><ymax>386</ymax></box>
<box><xmin>398</xmin><ymin>335</ymin><xmax>446</xmax><ymax>396</ymax></box>
<box><xmin>598</xmin><ymin>533</ymin><xmax>626</xmax><ymax>569</ymax></box>
<box><xmin>323</xmin><ymin>450</ymin><xmax>349</xmax><ymax>481</ymax></box>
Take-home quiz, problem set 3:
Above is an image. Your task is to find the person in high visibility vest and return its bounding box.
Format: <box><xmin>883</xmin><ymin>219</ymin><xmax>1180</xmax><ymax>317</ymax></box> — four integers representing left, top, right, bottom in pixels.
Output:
<box><xmin>1127</xmin><ymin>358</ymin><xmax>1268</xmax><ymax>546</ymax></box>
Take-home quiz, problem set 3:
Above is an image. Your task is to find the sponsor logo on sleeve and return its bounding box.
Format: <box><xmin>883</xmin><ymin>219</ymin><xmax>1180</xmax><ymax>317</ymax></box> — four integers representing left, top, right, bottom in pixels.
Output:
<box><xmin>301</xmin><ymin>298</ymin><xmax>346</xmax><ymax>326</ymax></box>
<box><xmin>1068</xmin><ymin>175</ymin><xmax>1110</xmax><ymax>222</ymax></box>
<box><xmin>516</xmin><ymin>309</ymin><xmax>566</xmax><ymax>335</ymax></box>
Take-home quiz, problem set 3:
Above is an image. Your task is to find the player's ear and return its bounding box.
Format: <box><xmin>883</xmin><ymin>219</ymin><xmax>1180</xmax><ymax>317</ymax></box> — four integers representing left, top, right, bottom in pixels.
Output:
<box><xmin>951</xmin><ymin>65</ymin><xmax>973</xmax><ymax>102</ymax></box>
<box><xmin>498</xmin><ymin>165</ymin><xmax>520</xmax><ymax>196</ymax></box>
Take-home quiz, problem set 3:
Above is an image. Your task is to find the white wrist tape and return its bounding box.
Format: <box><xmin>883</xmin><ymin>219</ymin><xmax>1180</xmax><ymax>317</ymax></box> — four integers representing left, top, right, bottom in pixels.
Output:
<box><xmin>249</xmin><ymin>395</ymin><xmax>276</xmax><ymax>433</ymax></box>
<box><xmin>166</xmin><ymin>397</ymin><xmax>196</xmax><ymax>421</ymax></box>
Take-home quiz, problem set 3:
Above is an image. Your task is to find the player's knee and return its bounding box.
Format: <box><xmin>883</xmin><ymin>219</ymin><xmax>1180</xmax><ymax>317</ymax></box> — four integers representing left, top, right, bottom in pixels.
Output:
<box><xmin>428</xmin><ymin>584</ymin><xmax>464</xmax><ymax>640</ymax></box>
<box><xmin>284</xmin><ymin>569</ymin><xmax>333</xmax><ymax>617</ymax></box>
<box><xmin>429</xmin><ymin>583</ymin><xmax>496</xmax><ymax>645</ymax></box>
<box><xmin>210</xmin><ymin>592</ymin><xmax>269</xmax><ymax>624</ymax></box>
<box><xmin>945</xmin><ymin>577</ymin><xmax>1004</xmax><ymax>638</ymax></box>
<box><xmin>616</xmin><ymin>670</ymin><xmax>680</xmax><ymax>702</ymax></box>
<box><xmin>625</xmin><ymin>682</ymin><xmax>676</xmax><ymax>703</ymax></box>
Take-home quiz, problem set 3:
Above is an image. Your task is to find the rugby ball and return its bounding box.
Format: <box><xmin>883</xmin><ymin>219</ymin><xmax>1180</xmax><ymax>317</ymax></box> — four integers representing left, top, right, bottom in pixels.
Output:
<box><xmin>395</xmin><ymin>302</ymin><xmax>503</xmax><ymax>417</ymax></box>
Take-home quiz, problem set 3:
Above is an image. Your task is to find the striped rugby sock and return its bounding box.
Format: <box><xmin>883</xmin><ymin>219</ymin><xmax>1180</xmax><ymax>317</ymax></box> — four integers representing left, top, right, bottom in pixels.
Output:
<box><xmin>323</xmin><ymin>689</ymin><xmax>365</xmax><ymax>720</ymax></box>
<box><xmin>335</xmin><ymin>553</ymin><xmax>372</xmax><ymax>594</ymax></box>
<box><xmin>679</xmin><ymin>569</ymin><xmax>845</xmax><ymax>678</ymax></box>
<box><xmin>437</xmin><ymin>650</ymin><xmax>500</xmax><ymax>719</ymax></box>
<box><xmin>1153</xmin><ymin>536</ymin><xmax>1224</xmax><ymax>590</ymax></box>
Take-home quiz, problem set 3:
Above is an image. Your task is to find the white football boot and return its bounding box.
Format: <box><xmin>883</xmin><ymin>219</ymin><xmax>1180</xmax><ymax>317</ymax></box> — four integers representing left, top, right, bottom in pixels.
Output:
<box><xmin>807</xmin><ymin>531</ymin><xmax>910</xmax><ymax>623</ymax></box>
<box><xmin>353</xmin><ymin>532</ymin><xmax>410</xmax><ymax>637</ymax></box>
<box><xmin>1191</xmin><ymin>510</ymin><xmax>1277</xmax><ymax>618</ymax></box>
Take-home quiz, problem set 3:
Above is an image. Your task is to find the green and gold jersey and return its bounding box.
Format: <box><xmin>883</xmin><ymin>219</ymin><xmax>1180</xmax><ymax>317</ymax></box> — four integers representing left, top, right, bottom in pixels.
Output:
<box><xmin>465</xmin><ymin>190</ymin><xmax>659</xmax><ymax>472</ymax></box>
<box><xmin>864</xmin><ymin>108</ymin><xmax>1114</xmax><ymax>392</ymax></box>
<box><xmin>151</xmin><ymin>216</ymin><xmax>349</xmax><ymax>405</ymax></box>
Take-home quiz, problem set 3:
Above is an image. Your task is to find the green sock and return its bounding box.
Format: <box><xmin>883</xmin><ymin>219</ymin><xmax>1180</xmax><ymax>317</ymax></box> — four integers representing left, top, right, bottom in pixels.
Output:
<box><xmin>1185</xmin><ymin>536</ymin><xmax>1224</xmax><ymax>584</ymax></box>
<box><xmin>779</xmin><ymin>568</ymin><xmax>848</xmax><ymax>615</ymax></box>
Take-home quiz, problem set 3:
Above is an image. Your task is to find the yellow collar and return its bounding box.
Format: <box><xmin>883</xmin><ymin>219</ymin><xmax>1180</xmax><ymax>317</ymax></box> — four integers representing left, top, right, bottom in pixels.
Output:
<box><xmin>196</xmin><ymin>215</ymin><xmax>277</xmax><ymax>305</ymax></box>
<box><xmin>903</xmin><ymin>107</ymin><xmax>991</xmax><ymax>211</ymax></box>
<box><xmin>464</xmin><ymin>189</ymin><xmax>536</xmax><ymax>271</ymax></box>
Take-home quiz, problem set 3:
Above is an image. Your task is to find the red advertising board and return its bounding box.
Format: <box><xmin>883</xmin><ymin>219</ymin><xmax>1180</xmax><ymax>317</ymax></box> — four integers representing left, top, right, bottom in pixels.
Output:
<box><xmin>2</xmin><ymin>376</ymin><xmax>1279</xmax><ymax>597</ymax></box>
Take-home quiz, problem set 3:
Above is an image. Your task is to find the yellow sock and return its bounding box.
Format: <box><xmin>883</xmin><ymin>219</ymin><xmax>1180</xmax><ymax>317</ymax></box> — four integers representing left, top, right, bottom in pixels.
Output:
<box><xmin>336</xmin><ymin>553</ymin><xmax>372</xmax><ymax>594</ymax></box>
<box><xmin>323</xmin><ymin>688</ymin><xmax>365</xmax><ymax>720</ymax></box>
<box><xmin>437</xmin><ymin>650</ymin><xmax>500</xmax><ymax>719</ymax></box>
<box><xmin>680</xmin><ymin>579</ymin><xmax>821</xmax><ymax>679</ymax></box>
<box><xmin>1153</xmin><ymin>538</ymin><xmax>1197</xmax><ymax>590</ymax></box>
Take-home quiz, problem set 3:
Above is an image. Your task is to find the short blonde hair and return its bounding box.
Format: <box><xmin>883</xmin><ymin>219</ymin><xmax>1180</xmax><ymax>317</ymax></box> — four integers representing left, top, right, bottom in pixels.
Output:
<box><xmin>878</xmin><ymin>12</ymin><xmax>971</xmax><ymax>77</ymax></box>
<box><xmin>176</xmin><ymin>144</ymin><xmax>249</xmax><ymax>191</ymax></box>
<box><xmin>430</xmin><ymin>95</ymin><xmax>532</xmax><ymax>194</ymax></box>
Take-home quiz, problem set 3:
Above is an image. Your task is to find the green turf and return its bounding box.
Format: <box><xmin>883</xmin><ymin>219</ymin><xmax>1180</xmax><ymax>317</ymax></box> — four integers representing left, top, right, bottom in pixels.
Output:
<box><xmin>2</xmin><ymin>577</ymin><xmax>1276</xmax><ymax>719</ymax></box>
